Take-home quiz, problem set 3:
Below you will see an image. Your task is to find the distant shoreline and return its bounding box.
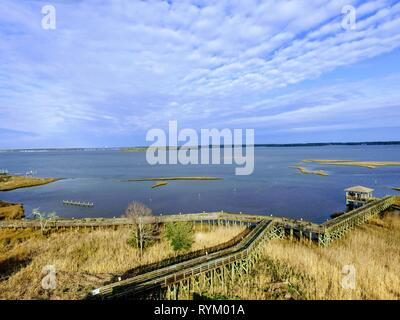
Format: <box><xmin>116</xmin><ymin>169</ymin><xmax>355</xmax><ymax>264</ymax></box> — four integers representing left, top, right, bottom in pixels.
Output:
<box><xmin>1</xmin><ymin>141</ymin><xmax>400</xmax><ymax>152</ymax></box>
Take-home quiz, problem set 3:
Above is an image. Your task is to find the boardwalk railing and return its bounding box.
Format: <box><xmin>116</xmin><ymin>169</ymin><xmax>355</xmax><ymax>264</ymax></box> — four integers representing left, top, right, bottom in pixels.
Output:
<box><xmin>318</xmin><ymin>196</ymin><xmax>396</xmax><ymax>245</ymax></box>
<box><xmin>1</xmin><ymin>196</ymin><xmax>398</xmax><ymax>246</ymax></box>
<box><xmin>0</xmin><ymin>212</ymin><xmax>263</xmax><ymax>230</ymax></box>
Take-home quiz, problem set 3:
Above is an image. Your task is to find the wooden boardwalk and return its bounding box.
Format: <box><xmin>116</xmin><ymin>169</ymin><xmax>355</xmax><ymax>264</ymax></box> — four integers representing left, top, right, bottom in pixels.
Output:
<box><xmin>86</xmin><ymin>195</ymin><xmax>398</xmax><ymax>299</ymax></box>
<box><xmin>0</xmin><ymin>196</ymin><xmax>397</xmax><ymax>243</ymax></box>
<box><xmin>89</xmin><ymin>220</ymin><xmax>284</xmax><ymax>299</ymax></box>
<box><xmin>1</xmin><ymin>195</ymin><xmax>398</xmax><ymax>299</ymax></box>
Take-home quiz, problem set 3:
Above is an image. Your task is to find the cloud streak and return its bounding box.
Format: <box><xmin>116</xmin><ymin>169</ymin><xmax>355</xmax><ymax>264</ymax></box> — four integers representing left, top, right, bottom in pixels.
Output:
<box><xmin>0</xmin><ymin>0</ymin><xmax>400</xmax><ymax>147</ymax></box>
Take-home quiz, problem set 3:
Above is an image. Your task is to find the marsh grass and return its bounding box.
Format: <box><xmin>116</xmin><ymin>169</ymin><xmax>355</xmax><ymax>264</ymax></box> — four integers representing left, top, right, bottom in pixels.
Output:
<box><xmin>151</xmin><ymin>181</ymin><xmax>168</xmax><ymax>188</ymax></box>
<box><xmin>3</xmin><ymin>214</ymin><xmax>399</xmax><ymax>300</ymax></box>
<box><xmin>295</xmin><ymin>166</ymin><xmax>329</xmax><ymax>176</ymax></box>
<box><xmin>211</xmin><ymin>213</ymin><xmax>400</xmax><ymax>300</ymax></box>
<box><xmin>0</xmin><ymin>224</ymin><xmax>244</xmax><ymax>299</ymax></box>
<box><xmin>303</xmin><ymin>160</ymin><xmax>400</xmax><ymax>169</ymax></box>
<box><xmin>0</xmin><ymin>175</ymin><xmax>60</xmax><ymax>191</ymax></box>
<box><xmin>0</xmin><ymin>201</ymin><xmax>24</xmax><ymax>220</ymax></box>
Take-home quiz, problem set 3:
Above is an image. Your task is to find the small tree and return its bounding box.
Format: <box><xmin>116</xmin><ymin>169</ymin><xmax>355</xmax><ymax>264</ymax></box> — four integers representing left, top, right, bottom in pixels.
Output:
<box><xmin>123</xmin><ymin>202</ymin><xmax>155</xmax><ymax>257</ymax></box>
<box><xmin>32</xmin><ymin>208</ymin><xmax>58</xmax><ymax>235</ymax></box>
<box><xmin>165</xmin><ymin>221</ymin><xmax>194</xmax><ymax>252</ymax></box>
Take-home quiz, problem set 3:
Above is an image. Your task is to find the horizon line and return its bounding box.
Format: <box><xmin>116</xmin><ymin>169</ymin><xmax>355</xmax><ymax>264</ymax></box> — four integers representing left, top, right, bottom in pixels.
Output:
<box><xmin>1</xmin><ymin>140</ymin><xmax>400</xmax><ymax>151</ymax></box>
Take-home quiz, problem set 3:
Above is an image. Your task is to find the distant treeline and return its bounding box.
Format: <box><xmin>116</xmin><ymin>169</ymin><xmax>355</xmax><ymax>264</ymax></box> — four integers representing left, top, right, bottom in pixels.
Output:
<box><xmin>2</xmin><ymin>141</ymin><xmax>400</xmax><ymax>152</ymax></box>
<box><xmin>123</xmin><ymin>141</ymin><xmax>400</xmax><ymax>151</ymax></box>
<box><xmin>255</xmin><ymin>141</ymin><xmax>400</xmax><ymax>147</ymax></box>
<box><xmin>0</xmin><ymin>148</ymin><xmax>121</xmax><ymax>152</ymax></box>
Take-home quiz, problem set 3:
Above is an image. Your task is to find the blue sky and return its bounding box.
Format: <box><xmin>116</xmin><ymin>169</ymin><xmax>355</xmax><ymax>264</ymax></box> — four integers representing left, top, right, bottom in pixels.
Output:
<box><xmin>1</xmin><ymin>0</ymin><xmax>400</xmax><ymax>148</ymax></box>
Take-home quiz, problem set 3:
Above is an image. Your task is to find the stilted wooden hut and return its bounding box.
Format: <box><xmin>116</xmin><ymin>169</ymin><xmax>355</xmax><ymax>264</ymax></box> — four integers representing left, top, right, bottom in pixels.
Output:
<box><xmin>345</xmin><ymin>186</ymin><xmax>374</xmax><ymax>210</ymax></box>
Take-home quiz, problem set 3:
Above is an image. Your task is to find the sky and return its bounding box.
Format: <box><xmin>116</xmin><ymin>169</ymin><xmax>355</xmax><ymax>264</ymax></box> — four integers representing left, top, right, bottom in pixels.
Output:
<box><xmin>1</xmin><ymin>0</ymin><xmax>400</xmax><ymax>148</ymax></box>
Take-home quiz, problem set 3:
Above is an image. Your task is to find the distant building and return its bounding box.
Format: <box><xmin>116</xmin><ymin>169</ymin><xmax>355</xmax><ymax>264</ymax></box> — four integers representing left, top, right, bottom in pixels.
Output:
<box><xmin>345</xmin><ymin>186</ymin><xmax>374</xmax><ymax>210</ymax></box>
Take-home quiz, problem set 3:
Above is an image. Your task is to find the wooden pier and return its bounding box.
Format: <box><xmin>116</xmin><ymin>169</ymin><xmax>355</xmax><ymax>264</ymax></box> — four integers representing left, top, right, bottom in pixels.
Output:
<box><xmin>62</xmin><ymin>200</ymin><xmax>94</xmax><ymax>207</ymax></box>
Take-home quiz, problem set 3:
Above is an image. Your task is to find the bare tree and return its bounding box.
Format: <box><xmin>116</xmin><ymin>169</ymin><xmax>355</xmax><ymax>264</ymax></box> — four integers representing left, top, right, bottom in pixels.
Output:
<box><xmin>32</xmin><ymin>208</ymin><xmax>58</xmax><ymax>235</ymax></box>
<box><xmin>123</xmin><ymin>202</ymin><xmax>155</xmax><ymax>257</ymax></box>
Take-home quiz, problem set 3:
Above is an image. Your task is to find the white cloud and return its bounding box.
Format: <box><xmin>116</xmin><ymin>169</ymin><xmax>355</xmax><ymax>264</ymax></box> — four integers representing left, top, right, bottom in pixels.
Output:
<box><xmin>0</xmin><ymin>0</ymin><xmax>399</xmax><ymax>147</ymax></box>
<box><xmin>224</xmin><ymin>74</ymin><xmax>400</xmax><ymax>132</ymax></box>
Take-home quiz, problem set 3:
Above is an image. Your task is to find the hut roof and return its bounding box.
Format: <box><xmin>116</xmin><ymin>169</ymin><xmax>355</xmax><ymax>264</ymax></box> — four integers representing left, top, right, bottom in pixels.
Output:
<box><xmin>345</xmin><ymin>186</ymin><xmax>374</xmax><ymax>193</ymax></box>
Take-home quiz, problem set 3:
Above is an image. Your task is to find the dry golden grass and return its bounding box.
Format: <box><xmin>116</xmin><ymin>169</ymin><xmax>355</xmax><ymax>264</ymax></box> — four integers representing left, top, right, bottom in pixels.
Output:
<box><xmin>0</xmin><ymin>224</ymin><xmax>244</xmax><ymax>300</ymax></box>
<box><xmin>0</xmin><ymin>175</ymin><xmax>60</xmax><ymax>191</ymax></box>
<box><xmin>0</xmin><ymin>201</ymin><xmax>24</xmax><ymax>220</ymax></box>
<box><xmin>216</xmin><ymin>213</ymin><xmax>400</xmax><ymax>300</ymax></box>
<box><xmin>4</xmin><ymin>213</ymin><xmax>399</xmax><ymax>300</ymax></box>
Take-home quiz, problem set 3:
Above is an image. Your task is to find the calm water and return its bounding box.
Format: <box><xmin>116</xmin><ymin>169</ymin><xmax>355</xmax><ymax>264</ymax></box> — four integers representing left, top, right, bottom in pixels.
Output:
<box><xmin>1</xmin><ymin>145</ymin><xmax>399</xmax><ymax>223</ymax></box>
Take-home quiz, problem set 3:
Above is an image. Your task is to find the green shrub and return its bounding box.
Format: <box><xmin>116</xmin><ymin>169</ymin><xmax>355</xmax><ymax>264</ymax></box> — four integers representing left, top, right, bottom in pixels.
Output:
<box><xmin>165</xmin><ymin>221</ymin><xmax>194</xmax><ymax>252</ymax></box>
